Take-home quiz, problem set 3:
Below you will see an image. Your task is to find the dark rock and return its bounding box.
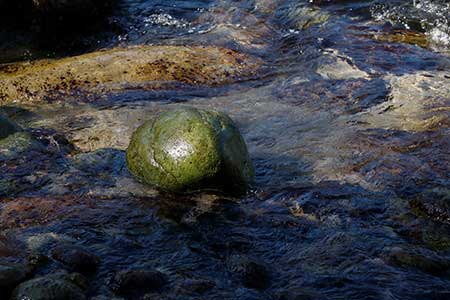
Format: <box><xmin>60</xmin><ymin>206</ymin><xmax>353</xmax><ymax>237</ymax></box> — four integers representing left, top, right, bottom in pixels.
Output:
<box><xmin>31</xmin><ymin>0</ymin><xmax>113</xmax><ymax>17</ymax></box>
<box><xmin>11</xmin><ymin>275</ymin><xmax>86</xmax><ymax>300</ymax></box>
<box><xmin>62</xmin><ymin>272</ymin><xmax>89</xmax><ymax>291</ymax></box>
<box><xmin>126</xmin><ymin>107</ymin><xmax>254</xmax><ymax>195</ymax></box>
<box><xmin>111</xmin><ymin>269</ymin><xmax>167</xmax><ymax>296</ymax></box>
<box><xmin>234</xmin><ymin>287</ymin><xmax>271</xmax><ymax>300</ymax></box>
<box><xmin>227</xmin><ymin>255</ymin><xmax>271</xmax><ymax>290</ymax></box>
<box><xmin>142</xmin><ymin>293</ymin><xmax>172</xmax><ymax>300</ymax></box>
<box><xmin>0</xmin><ymin>262</ymin><xmax>29</xmax><ymax>290</ymax></box>
<box><xmin>385</xmin><ymin>246</ymin><xmax>450</xmax><ymax>275</ymax></box>
<box><xmin>0</xmin><ymin>114</ymin><xmax>21</xmax><ymax>140</ymax></box>
<box><xmin>174</xmin><ymin>278</ymin><xmax>215</xmax><ymax>295</ymax></box>
<box><xmin>0</xmin><ymin>131</ymin><xmax>39</xmax><ymax>159</ymax></box>
<box><xmin>278</xmin><ymin>288</ymin><xmax>324</xmax><ymax>300</ymax></box>
<box><xmin>51</xmin><ymin>245</ymin><xmax>100</xmax><ymax>273</ymax></box>
<box><xmin>27</xmin><ymin>253</ymin><xmax>50</xmax><ymax>270</ymax></box>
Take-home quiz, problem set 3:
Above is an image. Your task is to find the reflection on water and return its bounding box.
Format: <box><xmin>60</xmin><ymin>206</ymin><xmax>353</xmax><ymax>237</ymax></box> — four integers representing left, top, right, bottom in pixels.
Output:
<box><xmin>1</xmin><ymin>0</ymin><xmax>450</xmax><ymax>299</ymax></box>
<box><xmin>371</xmin><ymin>0</ymin><xmax>450</xmax><ymax>48</ymax></box>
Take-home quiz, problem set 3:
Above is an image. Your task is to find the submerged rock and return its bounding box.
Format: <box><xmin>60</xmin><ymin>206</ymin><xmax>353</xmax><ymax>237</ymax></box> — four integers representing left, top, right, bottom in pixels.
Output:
<box><xmin>0</xmin><ymin>114</ymin><xmax>21</xmax><ymax>140</ymax></box>
<box><xmin>174</xmin><ymin>278</ymin><xmax>215</xmax><ymax>296</ymax></box>
<box><xmin>0</xmin><ymin>262</ymin><xmax>29</xmax><ymax>291</ymax></box>
<box><xmin>373</xmin><ymin>29</ymin><xmax>429</xmax><ymax>48</ymax></box>
<box><xmin>51</xmin><ymin>245</ymin><xmax>100</xmax><ymax>273</ymax></box>
<box><xmin>11</xmin><ymin>274</ymin><xmax>86</xmax><ymax>300</ymax></box>
<box><xmin>111</xmin><ymin>269</ymin><xmax>167</xmax><ymax>296</ymax></box>
<box><xmin>0</xmin><ymin>132</ymin><xmax>38</xmax><ymax>158</ymax></box>
<box><xmin>359</xmin><ymin>71</ymin><xmax>450</xmax><ymax>132</ymax></box>
<box><xmin>227</xmin><ymin>255</ymin><xmax>271</xmax><ymax>290</ymax></box>
<box><xmin>126</xmin><ymin>107</ymin><xmax>254</xmax><ymax>194</ymax></box>
<box><xmin>385</xmin><ymin>246</ymin><xmax>450</xmax><ymax>275</ymax></box>
<box><xmin>316</xmin><ymin>50</ymin><xmax>369</xmax><ymax>80</ymax></box>
<box><xmin>286</xmin><ymin>6</ymin><xmax>330</xmax><ymax>30</ymax></box>
<box><xmin>0</xmin><ymin>45</ymin><xmax>261</xmax><ymax>104</ymax></box>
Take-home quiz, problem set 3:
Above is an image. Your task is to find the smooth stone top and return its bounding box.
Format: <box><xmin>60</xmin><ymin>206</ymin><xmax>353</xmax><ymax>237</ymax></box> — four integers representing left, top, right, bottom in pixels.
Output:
<box><xmin>126</xmin><ymin>107</ymin><xmax>254</xmax><ymax>195</ymax></box>
<box><xmin>11</xmin><ymin>275</ymin><xmax>86</xmax><ymax>300</ymax></box>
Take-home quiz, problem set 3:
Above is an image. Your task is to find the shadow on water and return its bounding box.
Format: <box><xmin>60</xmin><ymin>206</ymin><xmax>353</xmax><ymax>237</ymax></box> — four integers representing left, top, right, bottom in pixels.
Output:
<box><xmin>0</xmin><ymin>0</ymin><xmax>218</xmax><ymax>63</ymax></box>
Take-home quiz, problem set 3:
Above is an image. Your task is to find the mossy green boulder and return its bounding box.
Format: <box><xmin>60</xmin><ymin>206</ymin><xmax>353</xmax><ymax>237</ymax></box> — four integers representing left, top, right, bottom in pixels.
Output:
<box><xmin>0</xmin><ymin>113</ymin><xmax>21</xmax><ymax>140</ymax></box>
<box><xmin>126</xmin><ymin>107</ymin><xmax>254</xmax><ymax>194</ymax></box>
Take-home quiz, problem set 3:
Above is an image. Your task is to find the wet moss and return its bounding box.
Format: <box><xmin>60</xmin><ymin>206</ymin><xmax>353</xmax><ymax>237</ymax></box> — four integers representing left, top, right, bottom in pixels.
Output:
<box><xmin>126</xmin><ymin>107</ymin><xmax>254</xmax><ymax>195</ymax></box>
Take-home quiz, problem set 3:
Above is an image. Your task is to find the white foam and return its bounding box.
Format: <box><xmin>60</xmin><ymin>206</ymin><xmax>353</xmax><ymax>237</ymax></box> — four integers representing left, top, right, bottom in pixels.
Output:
<box><xmin>144</xmin><ymin>13</ymin><xmax>190</xmax><ymax>28</ymax></box>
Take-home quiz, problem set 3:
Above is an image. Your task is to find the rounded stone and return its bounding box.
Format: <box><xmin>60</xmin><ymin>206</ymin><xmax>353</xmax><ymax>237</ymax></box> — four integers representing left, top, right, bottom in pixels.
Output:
<box><xmin>227</xmin><ymin>255</ymin><xmax>270</xmax><ymax>290</ymax></box>
<box><xmin>0</xmin><ymin>263</ymin><xmax>29</xmax><ymax>290</ymax></box>
<box><xmin>111</xmin><ymin>269</ymin><xmax>167</xmax><ymax>296</ymax></box>
<box><xmin>51</xmin><ymin>245</ymin><xmax>100</xmax><ymax>273</ymax></box>
<box><xmin>126</xmin><ymin>107</ymin><xmax>254</xmax><ymax>194</ymax></box>
<box><xmin>0</xmin><ymin>114</ymin><xmax>21</xmax><ymax>140</ymax></box>
<box><xmin>11</xmin><ymin>275</ymin><xmax>86</xmax><ymax>300</ymax></box>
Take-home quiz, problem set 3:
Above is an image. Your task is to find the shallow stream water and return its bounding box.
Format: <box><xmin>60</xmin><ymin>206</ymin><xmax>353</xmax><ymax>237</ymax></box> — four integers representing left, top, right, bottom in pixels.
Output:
<box><xmin>1</xmin><ymin>0</ymin><xmax>450</xmax><ymax>299</ymax></box>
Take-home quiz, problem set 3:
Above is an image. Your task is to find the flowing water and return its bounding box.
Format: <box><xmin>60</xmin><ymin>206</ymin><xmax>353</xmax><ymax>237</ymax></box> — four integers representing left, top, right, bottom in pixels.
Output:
<box><xmin>1</xmin><ymin>0</ymin><xmax>450</xmax><ymax>299</ymax></box>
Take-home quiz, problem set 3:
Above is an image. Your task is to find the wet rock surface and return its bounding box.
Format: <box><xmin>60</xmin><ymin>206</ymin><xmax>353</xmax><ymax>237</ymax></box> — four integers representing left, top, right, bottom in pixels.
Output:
<box><xmin>111</xmin><ymin>269</ymin><xmax>167</xmax><ymax>297</ymax></box>
<box><xmin>51</xmin><ymin>245</ymin><xmax>100</xmax><ymax>273</ymax></box>
<box><xmin>0</xmin><ymin>113</ymin><xmax>21</xmax><ymax>139</ymax></box>
<box><xmin>126</xmin><ymin>107</ymin><xmax>254</xmax><ymax>194</ymax></box>
<box><xmin>11</xmin><ymin>274</ymin><xmax>87</xmax><ymax>300</ymax></box>
<box><xmin>0</xmin><ymin>45</ymin><xmax>261</xmax><ymax>105</ymax></box>
<box><xmin>0</xmin><ymin>0</ymin><xmax>449</xmax><ymax>299</ymax></box>
<box><xmin>0</xmin><ymin>262</ymin><xmax>30</xmax><ymax>291</ymax></box>
<box><xmin>227</xmin><ymin>255</ymin><xmax>271</xmax><ymax>290</ymax></box>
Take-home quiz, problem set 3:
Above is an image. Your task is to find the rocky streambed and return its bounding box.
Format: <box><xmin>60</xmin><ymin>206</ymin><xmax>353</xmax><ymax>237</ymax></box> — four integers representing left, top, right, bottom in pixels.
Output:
<box><xmin>1</xmin><ymin>0</ymin><xmax>450</xmax><ymax>299</ymax></box>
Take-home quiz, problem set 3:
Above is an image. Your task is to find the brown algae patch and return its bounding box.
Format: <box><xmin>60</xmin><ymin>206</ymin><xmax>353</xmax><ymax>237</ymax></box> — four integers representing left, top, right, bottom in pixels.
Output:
<box><xmin>0</xmin><ymin>45</ymin><xmax>261</xmax><ymax>104</ymax></box>
<box><xmin>372</xmin><ymin>30</ymin><xmax>430</xmax><ymax>48</ymax></box>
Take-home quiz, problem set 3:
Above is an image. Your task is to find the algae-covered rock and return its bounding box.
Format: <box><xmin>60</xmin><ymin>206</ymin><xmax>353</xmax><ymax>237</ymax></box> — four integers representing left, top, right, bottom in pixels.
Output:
<box><xmin>288</xmin><ymin>6</ymin><xmax>329</xmax><ymax>30</ymax></box>
<box><xmin>11</xmin><ymin>275</ymin><xmax>86</xmax><ymax>300</ymax></box>
<box><xmin>0</xmin><ymin>45</ymin><xmax>261</xmax><ymax>104</ymax></box>
<box><xmin>373</xmin><ymin>30</ymin><xmax>429</xmax><ymax>48</ymax></box>
<box><xmin>126</xmin><ymin>107</ymin><xmax>254</xmax><ymax>194</ymax></box>
<box><xmin>0</xmin><ymin>114</ymin><xmax>21</xmax><ymax>140</ymax></box>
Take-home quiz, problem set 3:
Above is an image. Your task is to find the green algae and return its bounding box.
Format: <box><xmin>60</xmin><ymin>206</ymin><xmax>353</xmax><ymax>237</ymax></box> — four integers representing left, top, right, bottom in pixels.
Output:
<box><xmin>126</xmin><ymin>107</ymin><xmax>254</xmax><ymax>195</ymax></box>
